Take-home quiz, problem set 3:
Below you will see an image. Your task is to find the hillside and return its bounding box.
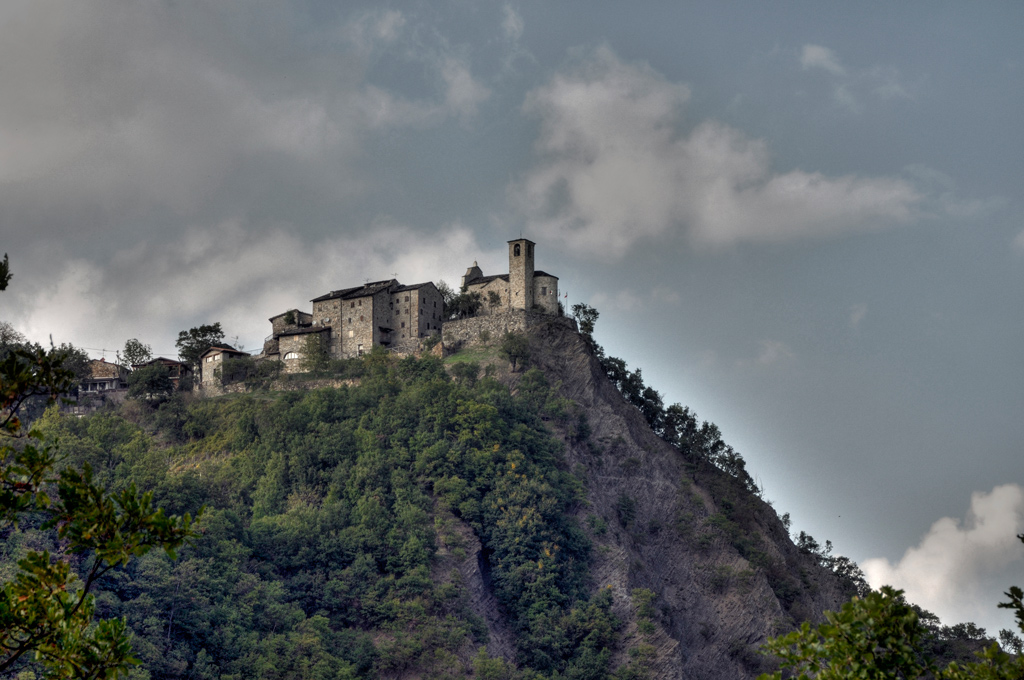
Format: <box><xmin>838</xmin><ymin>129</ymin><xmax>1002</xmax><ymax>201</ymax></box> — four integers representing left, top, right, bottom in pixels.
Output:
<box><xmin>2</xmin><ymin>323</ymin><xmax>859</xmax><ymax>680</ymax></box>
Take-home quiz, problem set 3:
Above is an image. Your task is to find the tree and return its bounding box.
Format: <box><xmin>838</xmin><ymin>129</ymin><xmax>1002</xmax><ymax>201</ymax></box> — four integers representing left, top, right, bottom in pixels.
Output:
<box><xmin>0</xmin><ymin>322</ymin><xmax>24</xmax><ymax>348</ymax></box>
<box><xmin>127</xmin><ymin>363</ymin><xmax>174</xmax><ymax>402</ymax></box>
<box><xmin>120</xmin><ymin>338</ymin><xmax>153</xmax><ymax>369</ymax></box>
<box><xmin>0</xmin><ymin>253</ymin><xmax>10</xmax><ymax>291</ymax></box>
<box><xmin>487</xmin><ymin>290</ymin><xmax>502</xmax><ymax>311</ymax></box>
<box><xmin>1</xmin><ymin>259</ymin><xmax>197</xmax><ymax>678</ymax></box>
<box><xmin>446</xmin><ymin>291</ymin><xmax>483</xmax><ymax>320</ymax></box>
<box><xmin>436</xmin><ymin>280</ymin><xmax>457</xmax><ymax>312</ymax></box>
<box><xmin>758</xmin><ymin>559</ymin><xmax>1024</xmax><ymax>680</ymax></box>
<box><xmin>300</xmin><ymin>334</ymin><xmax>330</xmax><ymax>374</ymax></box>
<box><xmin>499</xmin><ymin>332</ymin><xmax>530</xmax><ymax>372</ymax></box>
<box><xmin>571</xmin><ymin>302</ymin><xmax>599</xmax><ymax>337</ymax></box>
<box><xmin>175</xmin><ymin>323</ymin><xmax>224</xmax><ymax>370</ymax></box>
<box><xmin>52</xmin><ymin>342</ymin><xmax>91</xmax><ymax>383</ymax></box>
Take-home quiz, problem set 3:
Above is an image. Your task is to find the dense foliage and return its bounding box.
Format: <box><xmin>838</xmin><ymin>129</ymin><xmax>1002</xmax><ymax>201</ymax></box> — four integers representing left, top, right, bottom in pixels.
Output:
<box><xmin>759</xmin><ymin>580</ymin><xmax>1024</xmax><ymax>679</ymax></box>
<box><xmin>6</xmin><ymin>353</ymin><xmax>625</xmax><ymax>679</ymax></box>
<box><xmin>1</xmin><ymin>334</ymin><xmax>195</xmax><ymax>678</ymax></box>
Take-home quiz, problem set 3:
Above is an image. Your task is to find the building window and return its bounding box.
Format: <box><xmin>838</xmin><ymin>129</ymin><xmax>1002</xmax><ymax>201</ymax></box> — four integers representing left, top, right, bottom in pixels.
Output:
<box><xmin>357</xmin><ymin>344</ymin><xmax>364</xmax><ymax>356</ymax></box>
<box><xmin>358</xmin><ymin>300</ymin><xmax>362</xmax><ymax>306</ymax></box>
<box><xmin>350</xmin><ymin>302</ymin><xmax>354</xmax><ymax>308</ymax></box>
<box><xmin>348</xmin><ymin>330</ymin><xmax>354</xmax><ymax>338</ymax></box>
<box><xmin>404</xmin><ymin>296</ymin><xmax>409</xmax><ymax>302</ymax></box>
<box><xmin>541</xmin><ymin>286</ymin><xmax>547</xmax><ymax>296</ymax></box>
<box><xmin>401</xmin><ymin>322</ymin><xmax>405</xmax><ymax>328</ymax></box>
<box><xmin>284</xmin><ymin>352</ymin><xmax>298</xmax><ymax>360</ymax></box>
<box><xmin>514</xmin><ymin>243</ymin><xmax>521</xmax><ymax>256</ymax></box>
<box><xmin>360</xmin><ymin>316</ymin><xmax>364</xmax><ymax>322</ymax></box>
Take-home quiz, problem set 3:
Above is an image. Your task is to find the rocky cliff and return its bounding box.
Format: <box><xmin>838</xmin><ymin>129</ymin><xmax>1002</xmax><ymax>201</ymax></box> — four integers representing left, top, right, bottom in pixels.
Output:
<box><xmin>469</xmin><ymin>318</ymin><xmax>853</xmax><ymax>679</ymax></box>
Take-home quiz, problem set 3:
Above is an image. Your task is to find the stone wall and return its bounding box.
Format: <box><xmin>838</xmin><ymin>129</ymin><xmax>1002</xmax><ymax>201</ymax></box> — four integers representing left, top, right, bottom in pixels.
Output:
<box><xmin>441</xmin><ymin>309</ymin><xmax>577</xmax><ymax>352</ymax></box>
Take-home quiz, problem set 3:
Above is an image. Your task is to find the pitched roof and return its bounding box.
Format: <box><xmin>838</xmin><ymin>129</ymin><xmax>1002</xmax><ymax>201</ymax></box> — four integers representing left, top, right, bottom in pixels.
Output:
<box><xmin>87</xmin><ymin>359</ymin><xmax>125</xmax><ymax>380</ymax></box>
<box><xmin>200</xmin><ymin>345</ymin><xmax>248</xmax><ymax>359</ymax></box>
<box><xmin>392</xmin><ymin>281</ymin><xmax>436</xmax><ymax>292</ymax></box>
<box><xmin>534</xmin><ymin>270</ymin><xmax>558</xmax><ymax>279</ymax></box>
<box><xmin>135</xmin><ymin>357</ymin><xmax>189</xmax><ymax>369</ymax></box>
<box><xmin>464</xmin><ymin>273</ymin><xmax>508</xmax><ymax>286</ymax></box>
<box><xmin>311</xmin><ymin>279</ymin><xmax>397</xmax><ymax>302</ymax></box>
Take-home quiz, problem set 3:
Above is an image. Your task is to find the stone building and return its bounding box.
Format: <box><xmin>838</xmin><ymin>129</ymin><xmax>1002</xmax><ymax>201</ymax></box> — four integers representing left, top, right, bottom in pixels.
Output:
<box><xmin>198</xmin><ymin>345</ymin><xmax>250</xmax><ymax>389</ymax></box>
<box><xmin>461</xmin><ymin>238</ymin><xmax>560</xmax><ymax>316</ymax></box>
<box><xmin>257</xmin><ymin>239</ymin><xmax>559</xmax><ymax>370</ymax></box>
<box><xmin>263</xmin><ymin>279</ymin><xmax>444</xmax><ymax>367</ymax></box>
<box><xmin>81</xmin><ymin>359</ymin><xmax>129</xmax><ymax>394</ymax></box>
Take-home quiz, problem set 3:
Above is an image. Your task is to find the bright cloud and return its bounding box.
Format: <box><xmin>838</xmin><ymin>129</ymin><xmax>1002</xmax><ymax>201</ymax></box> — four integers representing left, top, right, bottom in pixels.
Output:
<box><xmin>7</xmin><ymin>224</ymin><xmax>498</xmax><ymax>356</ymax></box>
<box><xmin>514</xmin><ymin>46</ymin><xmax>923</xmax><ymax>258</ymax></box>
<box><xmin>862</xmin><ymin>484</ymin><xmax>1024</xmax><ymax>633</ymax></box>
<box><xmin>801</xmin><ymin>44</ymin><xmax>846</xmax><ymax>76</ymax></box>
<box><xmin>799</xmin><ymin>43</ymin><xmax>914</xmax><ymax>112</ymax></box>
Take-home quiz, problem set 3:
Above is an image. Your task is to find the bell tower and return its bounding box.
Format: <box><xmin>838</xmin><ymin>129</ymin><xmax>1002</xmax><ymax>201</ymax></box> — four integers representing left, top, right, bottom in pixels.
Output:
<box><xmin>508</xmin><ymin>238</ymin><xmax>535</xmax><ymax>310</ymax></box>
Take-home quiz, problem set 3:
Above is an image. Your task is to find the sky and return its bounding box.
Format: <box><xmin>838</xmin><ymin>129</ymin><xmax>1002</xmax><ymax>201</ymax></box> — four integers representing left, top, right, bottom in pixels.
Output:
<box><xmin>1</xmin><ymin>0</ymin><xmax>1022</xmax><ymax>635</ymax></box>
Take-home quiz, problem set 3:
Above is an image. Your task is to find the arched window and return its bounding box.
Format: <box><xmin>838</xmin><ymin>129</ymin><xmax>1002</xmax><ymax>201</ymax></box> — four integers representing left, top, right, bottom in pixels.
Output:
<box><xmin>284</xmin><ymin>352</ymin><xmax>299</xmax><ymax>360</ymax></box>
<box><xmin>514</xmin><ymin>243</ymin><xmax>521</xmax><ymax>256</ymax></box>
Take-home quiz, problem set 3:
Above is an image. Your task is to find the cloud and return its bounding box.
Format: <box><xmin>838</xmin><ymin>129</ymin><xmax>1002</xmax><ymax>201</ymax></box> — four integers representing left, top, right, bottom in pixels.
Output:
<box><xmin>798</xmin><ymin>43</ymin><xmax>914</xmax><ymax>112</ymax></box>
<box><xmin>849</xmin><ymin>303</ymin><xmax>868</xmax><ymax>328</ymax></box>
<box><xmin>755</xmin><ymin>340</ymin><xmax>794</xmax><ymax>366</ymax></box>
<box><xmin>0</xmin><ymin>1</ymin><xmax>489</xmax><ymax>253</ymax></box>
<box><xmin>5</xmin><ymin>223</ymin><xmax>498</xmax><ymax>356</ymax></box>
<box><xmin>502</xmin><ymin>5</ymin><xmax>524</xmax><ymax>42</ymax></box>
<box><xmin>800</xmin><ymin>45</ymin><xmax>846</xmax><ymax>76</ymax></box>
<box><xmin>862</xmin><ymin>484</ymin><xmax>1024</xmax><ymax>632</ymax></box>
<box><xmin>513</xmin><ymin>46</ymin><xmax>923</xmax><ymax>257</ymax></box>
<box><xmin>440</xmin><ymin>57</ymin><xmax>491</xmax><ymax>121</ymax></box>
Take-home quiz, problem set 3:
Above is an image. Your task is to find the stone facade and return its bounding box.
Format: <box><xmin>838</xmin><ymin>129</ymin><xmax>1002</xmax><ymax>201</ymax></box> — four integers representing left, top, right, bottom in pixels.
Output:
<box><xmin>263</xmin><ymin>278</ymin><xmax>443</xmax><ymax>367</ymax></box>
<box><xmin>462</xmin><ymin>239</ymin><xmax>559</xmax><ymax>317</ymax></box>
<box><xmin>277</xmin><ymin>327</ymin><xmax>330</xmax><ymax>373</ymax></box>
<box><xmin>442</xmin><ymin>309</ymin><xmax>577</xmax><ymax>351</ymax></box>
<box><xmin>247</xmin><ymin>239</ymin><xmax>560</xmax><ymax>378</ymax></box>
<box><xmin>199</xmin><ymin>345</ymin><xmax>249</xmax><ymax>391</ymax></box>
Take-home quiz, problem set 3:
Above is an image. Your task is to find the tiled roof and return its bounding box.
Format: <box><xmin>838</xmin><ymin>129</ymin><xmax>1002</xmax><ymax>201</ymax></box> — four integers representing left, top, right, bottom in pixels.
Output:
<box><xmin>88</xmin><ymin>360</ymin><xmax>125</xmax><ymax>379</ymax></box>
<box><xmin>201</xmin><ymin>345</ymin><xmax>248</xmax><ymax>358</ymax></box>
<box><xmin>465</xmin><ymin>274</ymin><xmax>508</xmax><ymax>286</ymax></box>
<box><xmin>311</xmin><ymin>279</ymin><xmax>397</xmax><ymax>302</ymax></box>
<box><xmin>534</xmin><ymin>270</ymin><xmax>558</xmax><ymax>279</ymax></box>
<box><xmin>392</xmin><ymin>281</ymin><xmax>436</xmax><ymax>292</ymax></box>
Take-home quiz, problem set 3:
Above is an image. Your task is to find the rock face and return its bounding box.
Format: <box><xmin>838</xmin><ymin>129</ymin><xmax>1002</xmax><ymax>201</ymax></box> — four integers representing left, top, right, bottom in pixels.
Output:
<box><xmin>489</xmin><ymin>318</ymin><xmax>851</xmax><ymax>679</ymax></box>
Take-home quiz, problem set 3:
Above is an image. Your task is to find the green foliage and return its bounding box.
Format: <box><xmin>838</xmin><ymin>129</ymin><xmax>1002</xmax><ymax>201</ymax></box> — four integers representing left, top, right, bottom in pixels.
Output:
<box><xmin>499</xmin><ymin>332</ymin><xmax>530</xmax><ymax>372</ymax></box>
<box><xmin>571</xmin><ymin>303</ymin><xmax>599</xmax><ymax>338</ymax></box>
<box><xmin>1</xmin><ymin>321</ymin><xmax>197</xmax><ymax>678</ymax></box>
<box><xmin>175</xmin><ymin>324</ymin><xmax>224</xmax><ymax>370</ymax></box>
<box><xmin>0</xmin><ymin>253</ymin><xmax>10</xmax><ymax>291</ymax></box>
<box><xmin>120</xmin><ymin>339</ymin><xmax>152</xmax><ymax>369</ymax></box>
<box><xmin>759</xmin><ymin>587</ymin><xmax>932</xmax><ymax>679</ymax></box>
<box><xmin>127</xmin><ymin>364</ymin><xmax>174</xmax><ymax>403</ymax></box>
<box><xmin>7</xmin><ymin>352</ymin><xmax>622</xmax><ymax>678</ymax></box>
<box><xmin>300</xmin><ymin>334</ymin><xmax>330</xmax><ymax>373</ymax></box>
<box><xmin>447</xmin><ymin>291</ymin><xmax>483</xmax><ymax>320</ymax></box>
<box><xmin>759</xmin><ymin>583</ymin><xmax>1024</xmax><ymax>680</ymax></box>
<box><xmin>449</xmin><ymin>361</ymin><xmax>480</xmax><ymax>387</ymax></box>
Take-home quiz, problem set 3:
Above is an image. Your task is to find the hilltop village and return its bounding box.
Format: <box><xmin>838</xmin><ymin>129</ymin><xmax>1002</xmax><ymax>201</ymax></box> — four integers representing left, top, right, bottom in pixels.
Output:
<box><xmin>77</xmin><ymin>239</ymin><xmax>573</xmax><ymax>402</ymax></box>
